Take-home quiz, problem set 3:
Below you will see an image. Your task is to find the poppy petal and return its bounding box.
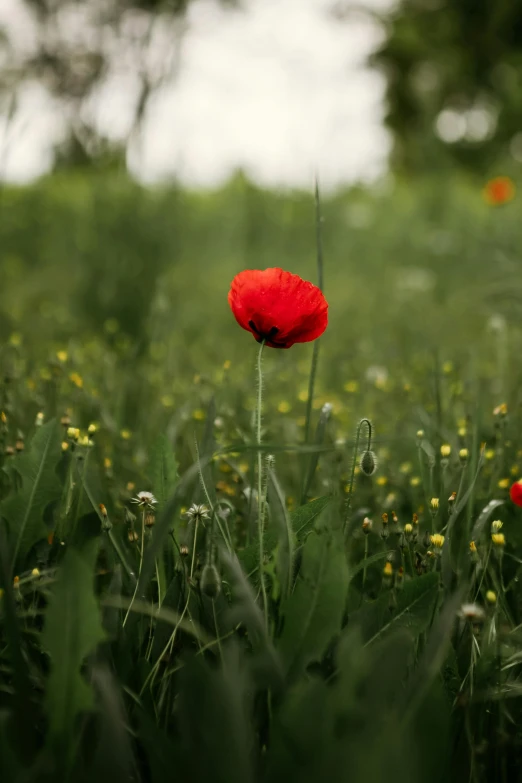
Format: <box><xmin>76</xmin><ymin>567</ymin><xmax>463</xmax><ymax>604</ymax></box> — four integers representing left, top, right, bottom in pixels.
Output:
<box><xmin>228</xmin><ymin>268</ymin><xmax>328</xmax><ymax>349</ymax></box>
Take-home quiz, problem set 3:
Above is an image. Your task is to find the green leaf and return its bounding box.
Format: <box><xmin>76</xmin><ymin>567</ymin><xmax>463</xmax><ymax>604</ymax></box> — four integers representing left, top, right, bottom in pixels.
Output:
<box><xmin>471</xmin><ymin>499</ymin><xmax>505</xmax><ymax>541</ymax></box>
<box><xmin>277</xmin><ymin>522</ymin><xmax>349</xmax><ymax>679</ymax></box>
<box><xmin>290</xmin><ymin>495</ymin><xmax>332</xmax><ymax>540</ymax></box>
<box><xmin>42</xmin><ymin>543</ymin><xmax>106</xmax><ymax>744</ymax></box>
<box><xmin>364</xmin><ymin>572</ymin><xmax>440</xmax><ymax>647</ymax></box>
<box><xmin>267</xmin><ymin>467</ymin><xmax>295</xmax><ymax>600</ymax></box>
<box><xmin>1</xmin><ymin>419</ymin><xmax>62</xmax><ymax>568</ymax></box>
<box><xmin>177</xmin><ymin>645</ymin><xmax>255</xmax><ymax>783</ymax></box>
<box><xmin>149</xmin><ymin>434</ymin><xmax>179</xmax><ymax>511</ymax></box>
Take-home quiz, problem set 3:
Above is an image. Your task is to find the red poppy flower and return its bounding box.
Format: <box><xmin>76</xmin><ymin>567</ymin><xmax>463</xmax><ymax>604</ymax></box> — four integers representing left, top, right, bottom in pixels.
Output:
<box><xmin>228</xmin><ymin>268</ymin><xmax>328</xmax><ymax>349</ymax></box>
<box><xmin>510</xmin><ymin>480</ymin><xmax>522</xmax><ymax>507</ymax></box>
<box><xmin>483</xmin><ymin>176</ymin><xmax>516</xmax><ymax>206</ymax></box>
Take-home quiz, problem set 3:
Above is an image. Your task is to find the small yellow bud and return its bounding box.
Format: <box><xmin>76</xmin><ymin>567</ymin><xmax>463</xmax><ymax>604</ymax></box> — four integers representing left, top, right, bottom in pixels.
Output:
<box><xmin>88</xmin><ymin>423</ymin><xmax>98</xmax><ymax>435</ymax></box>
<box><xmin>67</xmin><ymin>427</ymin><xmax>80</xmax><ymax>441</ymax></box>
<box><xmin>383</xmin><ymin>562</ymin><xmax>393</xmax><ymax>577</ymax></box>
<box><xmin>492</xmin><ymin>533</ymin><xmax>505</xmax><ymax>547</ymax></box>
<box><xmin>416</xmin><ymin>430</ymin><xmax>425</xmax><ymax>439</ymax></box>
<box><xmin>441</xmin><ymin>444</ymin><xmax>451</xmax><ymax>457</ymax></box>
<box><xmin>486</xmin><ymin>590</ymin><xmax>497</xmax><ymax>605</ymax></box>
<box><xmin>498</xmin><ymin>478</ymin><xmax>510</xmax><ymax>489</ymax></box>
<box><xmin>430</xmin><ymin>497</ymin><xmax>440</xmax><ymax>511</ymax></box>
<box><xmin>13</xmin><ymin>575</ymin><xmax>20</xmax><ymax>587</ymax></box>
<box><xmin>459</xmin><ymin>448</ymin><xmax>469</xmax><ymax>461</ymax></box>
<box><xmin>430</xmin><ymin>534</ymin><xmax>445</xmax><ymax>549</ymax></box>
<box><xmin>0</xmin><ymin>411</ymin><xmax>7</xmax><ymax>424</ymax></box>
<box><xmin>491</xmin><ymin>520</ymin><xmax>503</xmax><ymax>532</ymax></box>
<box><xmin>61</xmin><ymin>441</ymin><xmax>69</xmax><ymax>452</ymax></box>
<box><xmin>31</xmin><ymin>568</ymin><xmax>40</xmax><ymax>577</ymax></box>
<box><xmin>469</xmin><ymin>541</ymin><xmax>477</xmax><ymax>553</ymax></box>
<box><xmin>493</xmin><ymin>403</ymin><xmax>508</xmax><ymax>417</ymax></box>
<box><xmin>404</xmin><ymin>523</ymin><xmax>413</xmax><ymax>535</ymax></box>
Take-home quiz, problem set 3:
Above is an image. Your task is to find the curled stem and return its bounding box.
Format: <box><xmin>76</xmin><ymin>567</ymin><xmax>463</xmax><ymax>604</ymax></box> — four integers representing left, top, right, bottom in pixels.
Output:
<box><xmin>343</xmin><ymin>418</ymin><xmax>372</xmax><ymax>537</ymax></box>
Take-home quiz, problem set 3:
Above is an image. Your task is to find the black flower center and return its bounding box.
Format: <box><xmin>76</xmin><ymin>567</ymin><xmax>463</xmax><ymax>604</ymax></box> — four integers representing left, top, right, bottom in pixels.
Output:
<box><xmin>248</xmin><ymin>320</ymin><xmax>287</xmax><ymax>347</ymax></box>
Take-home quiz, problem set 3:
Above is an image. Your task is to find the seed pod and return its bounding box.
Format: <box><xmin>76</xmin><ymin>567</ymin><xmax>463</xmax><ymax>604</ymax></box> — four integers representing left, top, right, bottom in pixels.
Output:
<box><xmin>200</xmin><ymin>564</ymin><xmax>221</xmax><ymax>599</ymax></box>
<box><xmin>360</xmin><ymin>450</ymin><xmax>378</xmax><ymax>476</ymax></box>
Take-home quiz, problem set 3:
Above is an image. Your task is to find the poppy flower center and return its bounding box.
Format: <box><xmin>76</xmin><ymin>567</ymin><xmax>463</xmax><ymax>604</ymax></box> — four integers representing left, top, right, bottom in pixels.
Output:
<box><xmin>248</xmin><ymin>320</ymin><xmax>287</xmax><ymax>347</ymax></box>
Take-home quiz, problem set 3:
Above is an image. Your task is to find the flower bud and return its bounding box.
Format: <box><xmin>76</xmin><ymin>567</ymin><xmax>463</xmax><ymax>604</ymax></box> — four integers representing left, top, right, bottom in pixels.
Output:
<box><xmin>360</xmin><ymin>450</ymin><xmax>378</xmax><ymax>476</ymax></box>
<box><xmin>486</xmin><ymin>590</ymin><xmax>497</xmax><ymax>605</ymax></box>
<box><xmin>200</xmin><ymin>564</ymin><xmax>221</xmax><ymax>599</ymax></box>
<box><xmin>362</xmin><ymin>517</ymin><xmax>372</xmax><ymax>535</ymax></box>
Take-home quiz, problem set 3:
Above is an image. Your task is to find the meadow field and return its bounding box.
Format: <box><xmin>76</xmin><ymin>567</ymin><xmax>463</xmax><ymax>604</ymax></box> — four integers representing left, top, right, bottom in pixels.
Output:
<box><xmin>1</xmin><ymin>171</ymin><xmax>522</xmax><ymax>782</ymax></box>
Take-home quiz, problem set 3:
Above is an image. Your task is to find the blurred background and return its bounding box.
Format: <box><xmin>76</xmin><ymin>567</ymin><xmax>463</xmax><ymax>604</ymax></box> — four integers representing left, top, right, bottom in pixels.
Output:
<box><xmin>0</xmin><ymin>0</ymin><xmax>521</xmax><ymax>439</ymax></box>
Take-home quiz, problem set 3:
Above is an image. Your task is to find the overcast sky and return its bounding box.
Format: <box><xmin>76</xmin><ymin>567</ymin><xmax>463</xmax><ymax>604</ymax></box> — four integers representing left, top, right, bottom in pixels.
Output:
<box><xmin>0</xmin><ymin>0</ymin><xmax>393</xmax><ymax>190</ymax></box>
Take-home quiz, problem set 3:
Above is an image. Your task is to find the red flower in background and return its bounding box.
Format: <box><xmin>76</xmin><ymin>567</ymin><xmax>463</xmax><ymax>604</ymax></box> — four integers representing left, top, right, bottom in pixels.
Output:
<box><xmin>483</xmin><ymin>176</ymin><xmax>516</xmax><ymax>206</ymax></box>
<box><xmin>228</xmin><ymin>268</ymin><xmax>328</xmax><ymax>349</ymax></box>
<box><xmin>510</xmin><ymin>480</ymin><xmax>522</xmax><ymax>507</ymax></box>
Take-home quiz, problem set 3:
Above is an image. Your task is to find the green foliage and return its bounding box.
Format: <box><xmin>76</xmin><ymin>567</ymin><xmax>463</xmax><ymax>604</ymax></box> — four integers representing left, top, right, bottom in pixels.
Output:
<box><xmin>0</xmin><ymin>173</ymin><xmax>522</xmax><ymax>780</ymax></box>
<box><xmin>42</xmin><ymin>542</ymin><xmax>106</xmax><ymax>747</ymax></box>
<box><xmin>373</xmin><ymin>0</ymin><xmax>522</xmax><ymax>172</ymax></box>
<box><xmin>149</xmin><ymin>434</ymin><xmax>179</xmax><ymax>511</ymax></box>
<box><xmin>0</xmin><ymin>419</ymin><xmax>62</xmax><ymax>569</ymax></box>
<box><xmin>277</xmin><ymin>515</ymin><xmax>349</xmax><ymax>679</ymax></box>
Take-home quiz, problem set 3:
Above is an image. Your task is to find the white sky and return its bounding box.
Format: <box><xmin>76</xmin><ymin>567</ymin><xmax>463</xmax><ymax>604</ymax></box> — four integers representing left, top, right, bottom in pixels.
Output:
<box><xmin>0</xmin><ymin>0</ymin><xmax>393</xmax><ymax>189</ymax></box>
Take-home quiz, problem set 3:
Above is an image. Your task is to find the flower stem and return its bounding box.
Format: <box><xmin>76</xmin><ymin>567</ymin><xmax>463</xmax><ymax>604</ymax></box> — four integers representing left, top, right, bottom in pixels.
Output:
<box><xmin>303</xmin><ymin>179</ymin><xmax>324</xmax><ymax>449</ymax></box>
<box><xmin>256</xmin><ymin>340</ymin><xmax>268</xmax><ymax>628</ymax></box>
<box><xmin>123</xmin><ymin>507</ymin><xmax>146</xmax><ymax>628</ymax></box>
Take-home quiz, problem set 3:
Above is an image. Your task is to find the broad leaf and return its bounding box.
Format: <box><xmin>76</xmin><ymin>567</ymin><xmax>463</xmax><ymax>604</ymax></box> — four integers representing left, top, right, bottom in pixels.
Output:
<box><xmin>277</xmin><ymin>522</ymin><xmax>349</xmax><ymax>679</ymax></box>
<box><xmin>290</xmin><ymin>495</ymin><xmax>331</xmax><ymax>540</ymax></box>
<box><xmin>42</xmin><ymin>543</ymin><xmax>106</xmax><ymax>743</ymax></box>
<box><xmin>363</xmin><ymin>572</ymin><xmax>440</xmax><ymax>647</ymax></box>
<box><xmin>149</xmin><ymin>434</ymin><xmax>178</xmax><ymax>511</ymax></box>
<box><xmin>1</xmin><ymin>419</ymin><xmax>62</xmax><ymax>568</ymax></box>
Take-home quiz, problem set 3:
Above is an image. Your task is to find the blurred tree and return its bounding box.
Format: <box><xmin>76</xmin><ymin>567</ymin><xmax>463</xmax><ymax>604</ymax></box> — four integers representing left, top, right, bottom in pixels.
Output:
<box><xmin>0</xmin><ymin>0</ymin><xmax>237</xmax><ymax>170</ymax></box>
<box><xmin>358</xmin><ymin>0</ymin><xmax>522</xmax><ymax>173</ymax></box>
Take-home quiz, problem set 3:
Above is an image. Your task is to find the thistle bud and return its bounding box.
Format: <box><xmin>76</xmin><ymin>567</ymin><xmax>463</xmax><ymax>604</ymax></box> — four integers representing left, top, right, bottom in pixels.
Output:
<box><xmin>200</xmin><ymin>564</ymin><xmax>221</xmax><ymax>599</ymax></box>
<box><xmin>360</xmin><ymin>450</ymin><xmax>378</xmax><ymax>476</ymax></box>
